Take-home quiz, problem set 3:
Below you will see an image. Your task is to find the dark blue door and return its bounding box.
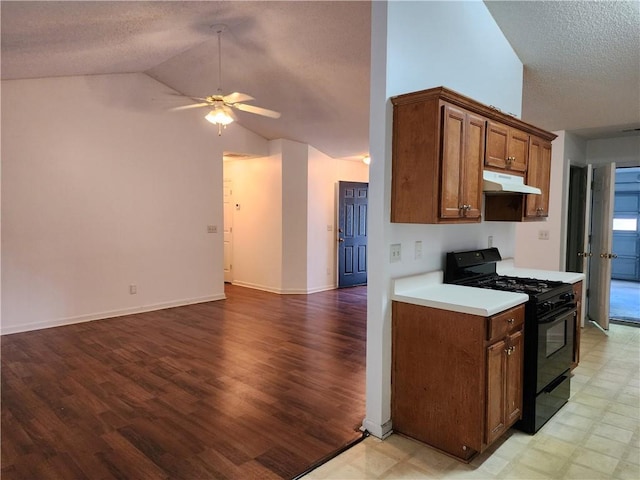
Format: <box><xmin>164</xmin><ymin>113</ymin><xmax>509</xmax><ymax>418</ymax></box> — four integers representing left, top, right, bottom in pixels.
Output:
<box><xmin>338</xmin><ymin>181</ymin><xmax>368</xmax><ymax>287</ymax></box>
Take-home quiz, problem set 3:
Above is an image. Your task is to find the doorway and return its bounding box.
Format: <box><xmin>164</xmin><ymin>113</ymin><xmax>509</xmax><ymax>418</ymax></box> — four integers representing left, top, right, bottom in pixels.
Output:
<box><xmin>337</xmin><ymin>181</ymin><xmax>368</xmax><ymax>288</ymax></box>
<box><xmin>610</xmin><ymin>167</ymin><xmax>640</xmax><ymax>325</ymax></box>
<box><xmin>568</xmin><ymin>164</ymin><xmax>640</xmax><ymax>330</ymax></box>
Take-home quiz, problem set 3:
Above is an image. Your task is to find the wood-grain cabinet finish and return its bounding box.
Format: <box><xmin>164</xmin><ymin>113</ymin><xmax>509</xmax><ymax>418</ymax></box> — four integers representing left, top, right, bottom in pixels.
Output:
<box><xmin>572</xmin><ymin>280</ymin><xmax>583</xmax><ymax>369</ymax></box>
<box><xmin>391</xmin><ymin>87</ymin><xmax>556</xmax><ymax>224</ymax></box>
<box><xmin>392</xmin><ymin>302</ymin><xmax>525</xmax><ymax>462</ymax></box>
<box><xmin>524</xmin><ymin>136</ymin><xmax>552</xmax><ymax>218</ymax></box>
<box><xmin>391</xmin><ymin>97</ymin><xmax>485</xmax><ymax>223</ymax></box>
<box><xmin>485</xmin><ymin>121</ymin><xmax>529</xmax><ymax>173</ymax></box>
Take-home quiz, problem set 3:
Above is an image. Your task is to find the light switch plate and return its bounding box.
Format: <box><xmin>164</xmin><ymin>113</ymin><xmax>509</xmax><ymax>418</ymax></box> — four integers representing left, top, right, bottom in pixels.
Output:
<box><xmin>390</xmin><ymin>243</ymin><xmax>401</xmax><ymax>263</ymax></box>
<box><xmin>414</xmin><ymin>241</ymin><xmax>423</xmax><ymax>260</ymax></box>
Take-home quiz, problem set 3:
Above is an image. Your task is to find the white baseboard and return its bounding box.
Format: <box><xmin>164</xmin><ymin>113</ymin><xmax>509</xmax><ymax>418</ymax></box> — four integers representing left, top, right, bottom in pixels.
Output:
<box><xmin>362</xmin><ymin>418</ymin><xmax>393</xmax><ymax>439</ymax></box>
<box><xmin>1</xmin><ymin>294</ymin><xmax>226</xmax><ymax>335</ymax></box>
<box><xmin>306</xmin><ymin>284</ymin><xmax>338</xmax><ymax>294</ymax></box>
<box><xmin>230</xmin><ymin>281</ymin><xmax>337</xmax><ymax>295</ymax></box>
<box><xmin>230</xmin><ymin>281</ymin><xmax>284</xmax><ymax>294</ymax></box>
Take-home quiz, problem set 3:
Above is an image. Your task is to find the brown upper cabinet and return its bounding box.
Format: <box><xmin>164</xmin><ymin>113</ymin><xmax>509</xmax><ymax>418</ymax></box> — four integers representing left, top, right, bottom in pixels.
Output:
<box><xmin>391</xmin><ymin>96</ymin><xmax>485</xmax><ymax>224</ymax></box>
<box><xmin>485</xmin><ymin>121</ymin><xmax>529</xmax><ymax>173</ymax></box>
<box><xmin>391</xmin><ymin>87</ymin><xmax>556</xmax><ymax>224</ymax></box>
<box><xmin>524</xmin><ymin>136</ymin><xmax>552</xmax><ymax>218</ymax></box>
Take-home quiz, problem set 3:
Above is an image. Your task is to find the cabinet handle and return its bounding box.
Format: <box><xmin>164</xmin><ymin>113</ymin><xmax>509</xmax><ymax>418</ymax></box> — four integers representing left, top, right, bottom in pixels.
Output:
<box><xmin>459</xmin><ymin>204</ymin><xmax>472</xmax><ymax>215</ymax></box>
<box><xmin>507</xmin><ymin>318</ymin><xmax>514</xmax><ymax>324</ymax></box>
<box><xmin>505</xmin><ymin>346</ymin><xmax>515</xmax><ymax>356</ymax></box>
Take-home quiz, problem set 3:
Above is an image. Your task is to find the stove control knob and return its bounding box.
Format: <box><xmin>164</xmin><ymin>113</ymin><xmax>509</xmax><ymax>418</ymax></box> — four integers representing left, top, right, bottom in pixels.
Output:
<box><xmin>560</xmin><ymin>292</ymin><xmax>575</xmax><ymax>302</ymax></box>
<box><xmin>540</xmin><ymin>302</ymin><xmax>553</xmax><ymax>313</ymax></box>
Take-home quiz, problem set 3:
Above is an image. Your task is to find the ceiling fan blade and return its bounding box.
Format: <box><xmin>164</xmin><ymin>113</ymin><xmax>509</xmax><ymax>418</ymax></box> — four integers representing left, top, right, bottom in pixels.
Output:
<box><xmin>233</xmin><ymin>103</ymin><xmax>281</xmax><ymax>119</ymax></box>
<box><xmin>224</xmin><ymin>92</ymin><xmax>255</xmax><ymax>104</ymax></box>
<box><xmin>170</xmin><ymin>102</ymin><xmax>210</xmax><ymax>111</ymax></box>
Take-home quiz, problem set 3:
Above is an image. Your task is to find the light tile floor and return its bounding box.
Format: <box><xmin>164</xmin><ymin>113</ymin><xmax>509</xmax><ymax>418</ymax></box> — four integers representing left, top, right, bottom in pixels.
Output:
<box><xmin>303</xmin><ymin>323</ymin><xmax>640</xmax><ymax>479</ymax></box>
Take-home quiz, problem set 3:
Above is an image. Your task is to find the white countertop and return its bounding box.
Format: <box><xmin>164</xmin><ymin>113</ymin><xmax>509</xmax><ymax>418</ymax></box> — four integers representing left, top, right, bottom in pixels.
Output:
<box><xmin>496</xmin><ymin>259</ymin><xmax>585</xmax><ymax>284</ymax></box>
<box><xmin>391</xmin><ymin>271</ymin><xmax>528</xmax><ymax>317</ymax></box>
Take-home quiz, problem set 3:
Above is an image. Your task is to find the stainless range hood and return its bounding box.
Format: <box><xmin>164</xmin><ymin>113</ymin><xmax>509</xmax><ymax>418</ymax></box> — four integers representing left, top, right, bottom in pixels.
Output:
<box><xmin>483</xmin><ymin>171</ymin><xmax>541</xmax><ymax>195</ymax></box>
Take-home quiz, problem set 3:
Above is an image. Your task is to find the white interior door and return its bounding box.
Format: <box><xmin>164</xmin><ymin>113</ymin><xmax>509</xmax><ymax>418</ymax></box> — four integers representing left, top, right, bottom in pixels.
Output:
<box><xmin>587</xmin><ymin>163</ymin><xmax>616</xmax><ymax>331</ymax></box>
<box><xmin>578</xmin><ymin>165</ymin><xmax>593</xmax><ymax>327</ymax></box>
<box><xmin>223</xmin><ymin>180</ymin><xmax>233</xmax><ymax>283</ymax></box>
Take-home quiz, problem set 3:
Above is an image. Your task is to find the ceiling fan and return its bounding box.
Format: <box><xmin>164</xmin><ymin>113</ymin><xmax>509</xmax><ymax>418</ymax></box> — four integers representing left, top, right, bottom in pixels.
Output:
<box><xmin>171</xmin><ymin>24</ymin><xmax>281</xmax><ymax>135</ymax></box>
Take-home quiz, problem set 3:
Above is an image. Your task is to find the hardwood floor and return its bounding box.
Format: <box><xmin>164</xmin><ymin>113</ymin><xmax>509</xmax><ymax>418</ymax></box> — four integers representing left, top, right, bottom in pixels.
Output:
<box><xmin>1</xmin><ymin>284</ymin><xmax>367</xmax><ymax>479</ymax></box>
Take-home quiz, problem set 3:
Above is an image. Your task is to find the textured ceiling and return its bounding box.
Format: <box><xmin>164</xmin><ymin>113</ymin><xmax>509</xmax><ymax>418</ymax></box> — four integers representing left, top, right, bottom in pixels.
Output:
<box><xmin>1</xmin><ymin>1</ymin><xmax>639</xmax><ymax>160</ymax></box>
<box><xmin>485</xmin><ymin>0</ymin><xmax>640</xmax><ymax>139</ymax></box>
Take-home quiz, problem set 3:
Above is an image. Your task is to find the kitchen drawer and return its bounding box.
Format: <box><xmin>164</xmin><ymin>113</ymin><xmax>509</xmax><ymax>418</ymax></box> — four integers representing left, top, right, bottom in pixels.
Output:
<box><xmin>487</xmin><ymin>305</ymin><xmax>525</xmax><ymax>342</ymax></box>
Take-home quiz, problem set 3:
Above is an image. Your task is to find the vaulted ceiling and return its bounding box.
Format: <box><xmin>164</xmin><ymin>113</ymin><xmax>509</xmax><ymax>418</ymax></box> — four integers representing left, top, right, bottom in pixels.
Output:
<box><xmin>1</xmin><ymin>1</ymin><xmax>638</xmax><ymax>160</ymax></box>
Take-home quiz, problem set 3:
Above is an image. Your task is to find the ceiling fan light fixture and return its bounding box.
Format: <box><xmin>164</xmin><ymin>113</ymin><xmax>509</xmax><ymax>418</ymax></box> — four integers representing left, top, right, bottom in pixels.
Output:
<box><xmin>205</xmin><ymin>105</ymin><xmax>234</xmax><ymax>135</ymax></box>
<box><xmin>205</xmin><ymin>108</ymin><xmax>234</xmax><ymax>126</ymax></box>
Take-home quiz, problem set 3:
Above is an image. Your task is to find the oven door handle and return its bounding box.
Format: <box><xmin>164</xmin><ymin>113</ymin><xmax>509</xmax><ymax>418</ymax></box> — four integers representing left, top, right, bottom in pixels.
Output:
<box><xmin>542</xmin><ymin>374</ymin><xmax>569</xmax><ymax>394</ymax></box>
<box><xmin>538</xmin><ymin>305</ymin><xmax>577</xmax><ymax>324</ymax></box>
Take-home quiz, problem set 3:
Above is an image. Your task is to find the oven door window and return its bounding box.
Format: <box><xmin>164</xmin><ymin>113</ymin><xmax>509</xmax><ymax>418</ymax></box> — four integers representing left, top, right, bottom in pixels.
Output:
<box><xmin>546</xmin><ymin>320</ymin><xmax>566</xmax><ymax>357</ymax></box>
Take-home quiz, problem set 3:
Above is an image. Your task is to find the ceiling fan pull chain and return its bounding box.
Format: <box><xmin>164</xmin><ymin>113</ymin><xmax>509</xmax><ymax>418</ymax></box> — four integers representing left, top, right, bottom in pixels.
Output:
<box><xmin>217</xmin><ymin>29</ymin><xmax>223</xmax><ymax>94</ymax></box>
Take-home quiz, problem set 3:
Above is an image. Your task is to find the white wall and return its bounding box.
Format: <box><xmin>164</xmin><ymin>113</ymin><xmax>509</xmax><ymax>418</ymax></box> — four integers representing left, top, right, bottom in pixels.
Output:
<box><xmin>586</xmin><ymin>136</ymin><xmax>640</xmax><ymax>167</ymax></box>
<box><xmin>364</xmin><ymin>0</ymin><xmax>523</xmax><ymax>438</ymax></box>
<box><xmin>1</xmin><ymin>73</ymin><xmax>266</xmax><ymax>334</ymax></box>
<box><xmin>281</xmin><ymin>140</ymin><xmax>310</xmax><ymax>293</ymax></box>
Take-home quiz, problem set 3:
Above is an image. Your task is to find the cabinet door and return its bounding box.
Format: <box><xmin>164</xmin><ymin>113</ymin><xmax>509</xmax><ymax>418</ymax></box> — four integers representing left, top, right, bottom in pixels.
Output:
<box><xmin>505</xmin><ymin>330</ymin><xmax>524</xmax><ymax>425</ymax></box>
<box><xmin>486</xmin><ymin>121</ymin><xmax>529</xmax><ymax>173</ymax></box>
<box><xmin>507</xmin><ymin>129</ymin><xmax>529</xmax><ymax>173</ymax></box>
<box><xmin>441</xmin><ymin>105</ymin><xmax>466</xmax><ymax>219</ymax></box>
<box><xmin>485</xmin><ymin>121</ymin><xmax>509</xmax><ymax>170</ymax></box>
<box><xmin>486</xmin><ymin>329</ymin><xmax>524</xmax><ymax>445</ymax></box>
<box><xmin>441</xmin><ymin>105</ymin><xmax>485</xmax><ymax>220</ymax></box>
<box><xmin>525</xmin><ymin>136</ymin><xmax>552</xmax><ymax>218</ymax></box>
<box><xmin>463</xmin><ymin>113</ymin><xmax>485</xmax><ymax>219</ymax></box>
<box><xmin>486</xmin><ymin>338</ymin><xmax>507</xmax><ymax>445</ymax></box>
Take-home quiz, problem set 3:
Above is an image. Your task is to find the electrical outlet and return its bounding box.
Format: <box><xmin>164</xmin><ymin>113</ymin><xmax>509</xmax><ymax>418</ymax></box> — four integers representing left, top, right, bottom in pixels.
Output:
<box><xmin>207</xmin><ymin>225</ymin><xmax>217</xmax><ymax>233</ymax></box>
<box><xmin>390</xmin><ymin>243</ymin><xmax>401</xmax><ymax>263</ymax></box>
<box><xmin>538</xmin><ymin>230</ymin><xmax>550</xmax><ymax>240</ymax></box>
<box><xmin>414</xmin><ymin>241</ymin><xmax>423</xmax><ymax>260</ymax></box>
<box><xmin>129</xmin><ymin>284</ymin><xmax>137</xmax><ymax>295</ymax></box>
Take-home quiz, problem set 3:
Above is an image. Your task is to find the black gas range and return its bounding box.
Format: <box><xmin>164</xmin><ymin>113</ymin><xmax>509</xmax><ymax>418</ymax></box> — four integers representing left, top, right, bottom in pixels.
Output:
<box><xmin>445</xmin><ymin>248</ymin><xmax>576</xmax><ymax>433</ymax></box>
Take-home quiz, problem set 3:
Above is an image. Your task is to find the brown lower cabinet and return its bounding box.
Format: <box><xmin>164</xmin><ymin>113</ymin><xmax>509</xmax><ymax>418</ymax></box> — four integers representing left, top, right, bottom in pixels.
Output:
<box><xmin>392</xmin><ymin>302</ymin><xmax>525</xmax><ymax>462</ymax></box>
<box><xmin>572</xmin><ymin>280</ymin><xmax>583</xmax><ymax>369</ymax></box>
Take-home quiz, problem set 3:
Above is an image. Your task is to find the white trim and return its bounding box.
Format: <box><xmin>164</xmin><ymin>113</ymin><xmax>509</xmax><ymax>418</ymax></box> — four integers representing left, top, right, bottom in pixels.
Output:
<box><xmin>231</xmin><ymin>280</ymin><xmax>337</xmax><ymax>295</ymax></box>
<box><xmin>362</xmin><ymin>418</ymin><xmax>393</xmax><ymax>439</ymax></box>
<box><xmin>306</xmin><ymin>284</ymin><xmax>337</xmax><ymax>294</ymax></box>
<box><xmin>1</xmin><ymin>294</ymin><xmax>226</xmax><ymax>335</ymax></box>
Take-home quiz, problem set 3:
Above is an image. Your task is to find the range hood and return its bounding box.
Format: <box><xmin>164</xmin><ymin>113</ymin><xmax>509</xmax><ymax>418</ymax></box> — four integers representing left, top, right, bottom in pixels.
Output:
<box><xmin>483</xmin><ymin>171</ymin><xmax>541</xmax><ymax>195</ymax></box>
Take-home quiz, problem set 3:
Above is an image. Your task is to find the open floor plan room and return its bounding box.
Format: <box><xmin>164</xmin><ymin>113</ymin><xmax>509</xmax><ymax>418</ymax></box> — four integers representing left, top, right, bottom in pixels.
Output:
<box><xmin>1</xmin><ymin>285</ymin><xmax>367</xmax><ymax>479</ymax></box>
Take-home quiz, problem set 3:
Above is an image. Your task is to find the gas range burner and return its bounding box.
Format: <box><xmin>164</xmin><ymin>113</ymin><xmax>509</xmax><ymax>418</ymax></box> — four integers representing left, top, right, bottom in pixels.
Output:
<box><xmin>480</xmin><ymin>276</ymin><xmax>561</xmax><ymax>295</ymax></box>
